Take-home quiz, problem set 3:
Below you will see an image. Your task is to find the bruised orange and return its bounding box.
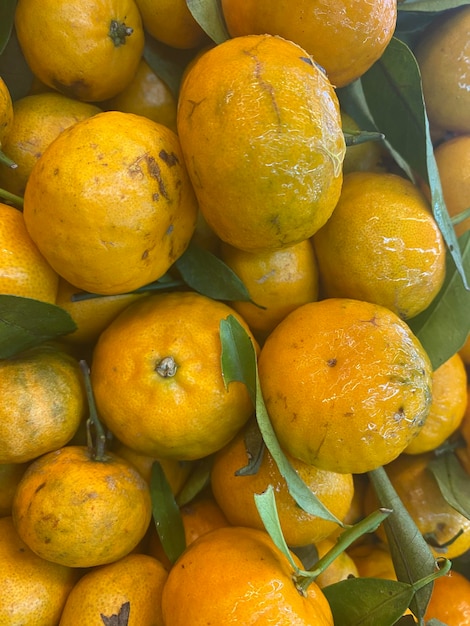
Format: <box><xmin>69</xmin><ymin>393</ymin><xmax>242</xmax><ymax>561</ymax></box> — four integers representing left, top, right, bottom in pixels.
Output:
<box><xmin>177</xmin><ymin>34</ymin><xmax>345</xmax><ymax>252</ymax></box>
<box><xmin>258</xmin><ymin>298</ymin><xmax>433</xmax><ymax>474</ymax></box>
<box><xmin>161</xmin><ymin>526</ymin><xmax>334</xmax><ymax>625</ymax></box>
<box><xmin>0</xmin><ymin>344</ymin><xmax>86</xmax><ymax>464</ymax></box>
<box><xmin>15</xmin><ymin>0</ymin><xmax>145</xmax><ymax>102</ymax></box>
<box><xmin>23</xmin><ymin>111</ymin><xmax>198</xmax><ymax>295</ymax></box>
<box><xmin>12</xmin><ymin>445</ymin><xmax>152</xmax><ymax>568</ymax></box>
<box><xmin>91</xmin><ymin>291</ymin><xmax>257</xmax><ymax>461</ymax></box>
<box><xmin>221</xmin><ymin>0</ymin><xmax>397</xmax><ymax>88</ymax></box>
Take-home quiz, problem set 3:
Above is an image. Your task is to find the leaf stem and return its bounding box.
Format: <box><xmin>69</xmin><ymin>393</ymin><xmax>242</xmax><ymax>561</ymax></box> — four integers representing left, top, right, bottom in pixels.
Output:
<box><xmin>80</xmin><ymin>359</ymin><xmax>108</xmax><ymax>462</ymax></box>
<box><xmin>0</xmin><ymin>150</ymin><xmax>17</xmax><ymax>169</ymax></box>
<box><xmin>294</xmin><ymin>507</ymin><xmax>392</xmax><ymax>593</ymax></box>
<box><xmin>0</xmin><ymin>186</ymin><xmax>23</xmax><ymax>209</ymax></box>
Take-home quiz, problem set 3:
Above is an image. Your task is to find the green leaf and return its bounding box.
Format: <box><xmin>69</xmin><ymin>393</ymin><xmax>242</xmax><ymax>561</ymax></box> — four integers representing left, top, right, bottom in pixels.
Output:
<box><xmin>408</xmin><ymin>232</ymin><xmax>470</xmax><ymax>370</ymax></box>
<box><xmin>254</xmin><ymin>486</ymin><xmax>304</xmax><ymax>575</ymax></box>
<box><xmin>343</xmin><ymin>129</ymin><xmax>385</xmax><ymax>147</ymax></box>
<box><xmin>219</xmin><ymin>314</ymin><xmax>342</xmax><ymax>524</ymax></box>
<box><xmin>322</xmin><ymin>577</ymin><xmax>415</xmax><ymax>626</ymax></box>
<box><xmin>234</xmin><ymin>419</ymin><xmax>265</xmax><ymax>476</ymax></box>
<box><xmin>0</xmin><ymin>0</ymin><xmax>16</xmax><ymax>56</ymax></box>
<box><xmin>175</xmin><ymin>241</ymin><xmax>256</xmax><ymax>303</ymax></box>
<box><xmin>398</xmin><ymin>0</ymin><xmax>470</xmax><ymax>11</ymax></box>
<box><xmin>368</xmin><ymin>466</ymin><xmax>436</xmax><ymax>621</ymax></box>
<box><xmin>186</xmin><ymin>0</ymin><xmax>230</xmax><ymax>44</ymax></box>
<box><xmin>175</xmin><ymin>456</ymin><xmax>213</xmax><ymax>507</ymax></box>
<box><xmin>428</xmin><ymin>452</ymin><xmax>470</xmax><ymax>520</ymax></box>
<box><xmin>360</xmin><ymin>36</ymin><xmax>467</xmax><ymax>288</ymax></box>
<box><xmin>151</xmin><ymin>460</ymin><xmax>186</xmax><ymax>564</ymax></box>
<box><xmin>143</xmin><ymin>35</ymin><xmax>196</xmax><ymax>99</ymax></box>
<box><xmin>426</xmin><ymin>620</ymin><xmax>448</xmax><ymax>626</ymax></box>
<box><xmin>0</xmin><ymin>295</ymin><xmax>77</xmax><ymax>358</ymax></box>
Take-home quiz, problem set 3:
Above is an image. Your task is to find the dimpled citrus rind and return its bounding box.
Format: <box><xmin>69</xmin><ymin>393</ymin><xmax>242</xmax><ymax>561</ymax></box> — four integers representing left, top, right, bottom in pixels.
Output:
<box><xmin>258</xmin><ymin>298</ymin><xmax>433</xmax><ymax>474</ymax></box>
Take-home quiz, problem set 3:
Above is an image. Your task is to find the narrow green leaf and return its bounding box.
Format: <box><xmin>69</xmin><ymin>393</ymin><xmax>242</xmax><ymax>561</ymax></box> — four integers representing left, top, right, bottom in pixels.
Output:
<box><xmin>143</xmin><ymin>35</ymin><xmax>196</xmax><ymax>99</ymax></box>
<box><xmin>186</xmin><ymin>0</ymin><xmax>230</xmax><ymax>44</ymax></box>
<box><xmin>151</xmin><ymin>461</ymin><xmax>186</xmax><ymax>564</ymax></box>
<box><xmin>175</xmin><ymin>240</ymin><xmax>256</xmax><ymax>303</ymax></box>
<box><xmin>254</xmin><ymin>486</ymin><xmax>304</xmax><ymax>575</ymax></box>
<box><xmin>0</xmin><ymin>0</ymin><xmax>16</xmax><ymax>56</ymax></box>
<box><xmin>395</xmin><ymin>11</ymin><xmax>441</xmax><ymax>48</ymax></box>
<box><xmin>368</xmin><ymin>466</ymin><xmax>436</xmax><ymax>621</ymax></box>
<box><xmin>0</xmin><ymin>295</ymin><xmax>77</xmax><ymax>358</ymax></box>
<box><xmin>234</xmin><ymin>418</ymin><xmax>265</xmax><ymax>476</ymax></box>
<box><xmin>219</xmin><ymin>314</ymin><xmax>342</xmax><ymax>524</ymax></box>
<box><xmin>323</xmin><ymin>577</ymin><xmax>414</xmax><ymax>626</ymax></box>
<box><xmin>428</xmin><ymin>452</ymin><xmax>470</xmax><ymax>520</ymax></box>
<box><xmin>398</xmin><ymin>0</ymin><xmax>470</xmax><ymax>11</ymax></box>
<box><xmin>360</xmin><ymin>36</ymin><xmax>467</xmax><ymax>287</ymax></box>
<box><xmin>408</xmin><ymin>232</ymin><xmax>470</xmax><ymax>370</ymax></box>
<box><xmin>175</xmin><ymin>457</ymin><xmax>212</xmax><ymax>507</ymax></box>
<box><xmin>343</xmin><ymin>129</ymin><xmax>385</xmax><ymax>147</ymax></box>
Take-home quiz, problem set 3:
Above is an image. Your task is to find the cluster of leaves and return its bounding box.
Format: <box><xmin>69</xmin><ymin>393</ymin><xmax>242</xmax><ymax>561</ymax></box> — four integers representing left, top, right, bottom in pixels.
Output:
<box><xmin>1</xmin><ymin>1</ymin><xmax>470</xmax><ymax>624</ymax></box>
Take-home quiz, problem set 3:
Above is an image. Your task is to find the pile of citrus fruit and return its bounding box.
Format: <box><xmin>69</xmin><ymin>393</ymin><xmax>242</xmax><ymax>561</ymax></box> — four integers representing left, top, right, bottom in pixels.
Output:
<box><xmin>1</xmin><ymin>0</ymin><xmax>470</xmax><ymax>624</ymax></box>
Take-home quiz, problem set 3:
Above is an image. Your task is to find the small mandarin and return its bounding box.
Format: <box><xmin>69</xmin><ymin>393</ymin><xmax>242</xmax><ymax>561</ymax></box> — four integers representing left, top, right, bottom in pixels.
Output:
<box><xmin>219</xmin><ymin>239</ymin><xmax>320</xmax><ymax>342</ymax></box>
<box><xmin>404</xmin><ymin>352</ymin><xmax>467</xmax><ymax>455</ymax></box>
<box><xmin>91</xmin><ymin>291</ymin><xmax>257</xmax><ymax>461</ymax></box>
<box><xmin>0</xmin><ymin>202</ymin><xmax>59</xmax><ymax>303</ymax></box>
<box><xmin>313</xmin><ymin>538</ymin><xmax>359</xmax><ymax>589</ymax></box>
<box><xmin>177</xmin><ymin>34</ymin><xmax>345</xmax><ymax>252</ymax></box>
<box><xmin>12</xmin><ymin>445</ymin><xmax>152</xmax><ymax>568</ymax></box>
<box><xmin>58</xmin><ymin>553</ymin><xmax>168</xmax><ymax>626</ymax></box>
<box><xmin>210</xmin><ymin>423</ymin><xmax>354</xmax><ymax>547</ymax></box>
<box><xmin>161</xmin><ymin>526</ymin><xmax>334</xmax><ymax>625</ymax></box>
<box><xmin>424</xmin><ymin>569</ymin><xmax>470</xmax><ymax>625</ymax></box>
<box><xmin>313</xmin><ymin>171</ymin><xmax>446</xmax><ymax>320</ymax></box>
<box><xmin>258</xmin><ymin>298</ymin><xmax>433</xmax><ymax>474</ymax></box>
<box><xmin>0</xmin><ymin>516</ymin><xmax>79</xmax><ymax>625</ymax></box>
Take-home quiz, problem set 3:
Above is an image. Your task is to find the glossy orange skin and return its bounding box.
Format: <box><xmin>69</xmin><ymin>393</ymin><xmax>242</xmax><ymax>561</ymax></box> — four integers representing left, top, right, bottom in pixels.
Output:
<box><xmin>177</xmin><ymin>34</ymin><xmax>345</xmax><ymax>253</ymax></box>
<box><xmin>15</xmin><ymin>0</ymin><xmax>145</xmax><ymax>102</ymax></box>
<box><xmin>258</xmin><ymin>298</ymin><xmax>433</xmax><ymax>474</ymax></box>
<box><xmin>221</xmin><ymin>0</ymin><xmax>397</xmax><ymax>87</ymax></box>
<box><xmin>161</xmin><ymin>526</ymin><xmax>334</xmax><ymax>625</ymax></box>
<box><xmin>424</xmin><ymin>569</ymin><xmax>470</xmax><ymax>625</ymax></box>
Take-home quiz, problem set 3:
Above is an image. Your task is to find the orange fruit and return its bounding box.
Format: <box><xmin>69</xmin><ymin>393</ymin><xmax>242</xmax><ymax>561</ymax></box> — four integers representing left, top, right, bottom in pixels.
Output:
<box><xmin>366</xmin><ymin>452</ymin><xmax>470</xmax><ymax>560</ymax></box>
<box><xmin>0</xmin><ymin>76</ymin><xmax>13</xmax><ymax>151</ymax></box>
<box><xmin>99</xmin><ymin>57</ymin><xmax>178</xmax><ymax>132</ymax></box>
<box><xmin>55</xmin><ymin>278</ymin><xmax>146</xmax><ymax>347</ymax></box>
<box><xmin>415</xmin><ymin>6</ymin><xmax>470</xmax><ymax>134</ymax></box>
<box><xmin>161</xmin><ymin>526</ymin><xmax>334</xmax><ymax>625</ymax></box>
<box><xmin>0</xmin><ymin>462</ymin><xmax>29</xmax><ymax>518</ymax></box>
<box><xmin>424</xmin><ymin>569</ymin><xmax>470</xmax><ymax>625</ymax></box>
<box><xmin>433</xmin><ymin>134</ymin><xmax>470</xmax><ymax>238</ymax></box>
<box><xmin>219</xmin><ymin>238</ymin><xmax>319</xmax><ymax>342</ymax></box>
<box><xmin>348</xmin><ymin>540</ymin><xmax>398</xmax><ymax>580</ymax></box>
<box><xmin>210</xmin><ymin>423</ymin><xmax>354</xmax><ymax>547</ymax></box>
<box><xmin>58</xmin><ymin>553</ymin><xmax>168</xmax><ymax>626</ymax></box>
<box><xmin>91</xmin><ymin>291</ymin><xmax>257</xmax><ymax>461</ymax></box>
<box><xmin>15</xmin><ymin>0</ymin><xmax>145</xmax><ymax>102</ymax></box>
<box><xmin>258</xmin><ymin>298</ymin><xmax>433</xmax><ymax>474</ymax></box>
<box><xmin>313</xmin><ymin>171</ymin><xmax>446</xmax><ymax>320</ymax></box>
<box><xmin>0</xmin><ymin>92</ymin><xmax>100</xmax><ymax>197</ymax></box>
<box><xmin>220</xmin><ymin>0</ymin><xmax>397</xmax><ymax>88</ymax></box>
<box><xmin>341</xmin><ymin>110</ymin><xmax>386</xmax><ymax>175</ymax></box>
<box><xmin>134</xmin><ymin>0</ymin><xmax>209</xmax><ymax>49</ymax></box>
<box><xmin>0</xmin><ymin>202</ymin><xmax>59</xmax><ymax>303</ymax></box>
<box><xmin>177</xmin><ymin>34</ymin><xmax>345</xmax><ymax>252</ymax></box>
<box><xmin>0</xmin><ymin>516</ymin><xmax>79</xmax><ymax>625</ymax></box>
<box><xmin>313</xmin><ymin>537</ymin><xmax>359</xmax><ymax>589</ymax></box>
<box><xmin>23</xmin><ymin>110</ymin><xmax>198</xmax><ymax>295</ymax></box>
<box><xmin>404</xmin><ymin>352</ymin><xmax>467</xmax><ymax>455</ymax></box>
<box><xmin>0</xmin><ymin>344</ymin><xmax>86</xmax><ymax>464</ymax></box>
<box><xmin>12</xmin><ymin>445</ymin><xmax>152</xmax><ymax>568</ymax></box>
